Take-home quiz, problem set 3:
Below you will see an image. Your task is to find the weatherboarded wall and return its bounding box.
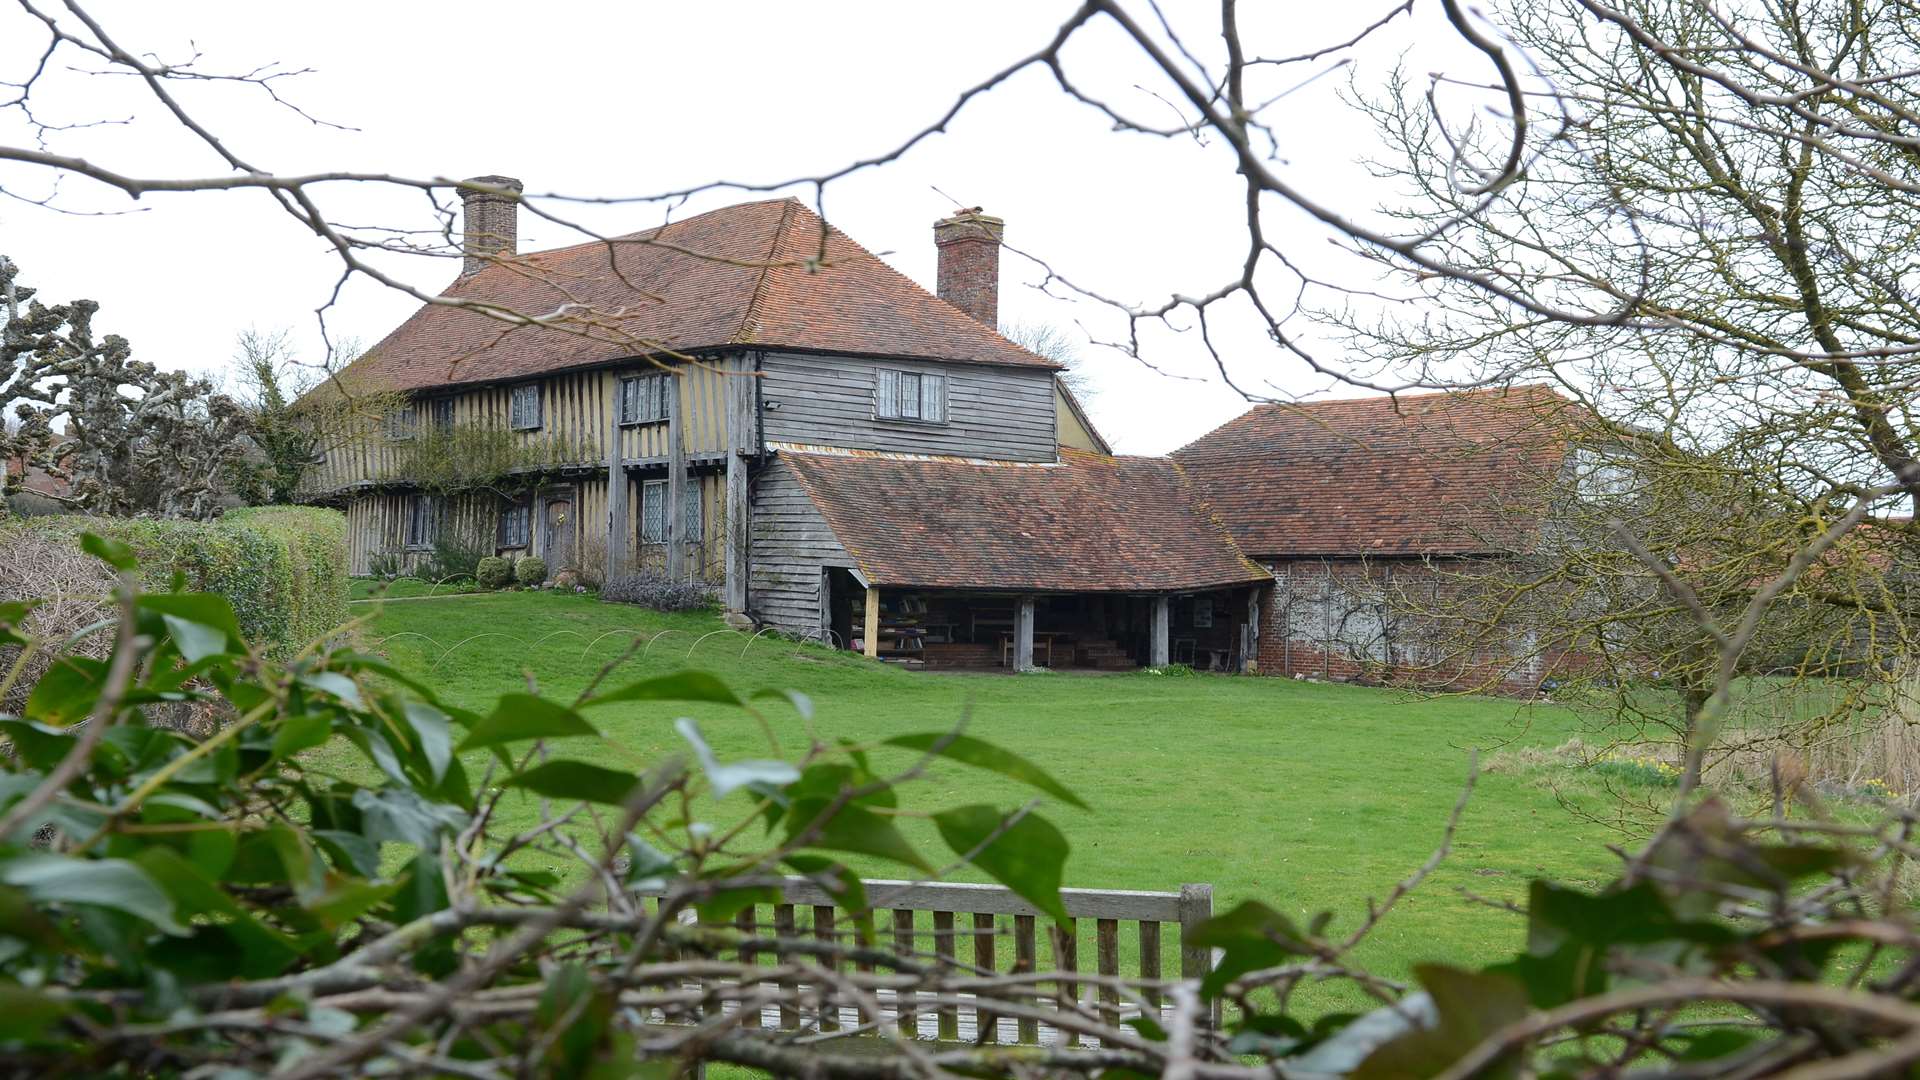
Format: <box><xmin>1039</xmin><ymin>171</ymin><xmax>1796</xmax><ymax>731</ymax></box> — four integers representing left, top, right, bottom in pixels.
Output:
<box><xmin>1258</xmin><ymin>557</ymin><xmax>1557</xmax><ymax>695</ymax></box>
<box><xmin>747</xmin><ymin>457</ymin><xmax>850</xmax><ymax>637</ymax></box>
<box><xmin>758</xmin><ymin>352</ymin><xmax>1056</xmax><ymax>463</ymax></box>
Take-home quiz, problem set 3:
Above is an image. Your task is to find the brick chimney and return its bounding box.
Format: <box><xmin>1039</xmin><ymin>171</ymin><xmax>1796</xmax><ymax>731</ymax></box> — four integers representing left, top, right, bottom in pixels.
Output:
<box><xmin>933</xmin><ymin>208</ymin><xmax>1004</xmax><ymax>326</ymax></box>
<box><xmin>459</xmin><ymin>175</ymin><xmax>523</xmax><ymax>276</ymax></box>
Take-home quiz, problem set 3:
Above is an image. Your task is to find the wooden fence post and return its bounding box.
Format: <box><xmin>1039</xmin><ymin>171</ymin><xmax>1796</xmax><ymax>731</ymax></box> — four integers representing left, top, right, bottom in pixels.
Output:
<box><xmin>1178</xmin><ymin>883</ymin><xmax>1216</xmax><ymax>1029</ymax></box>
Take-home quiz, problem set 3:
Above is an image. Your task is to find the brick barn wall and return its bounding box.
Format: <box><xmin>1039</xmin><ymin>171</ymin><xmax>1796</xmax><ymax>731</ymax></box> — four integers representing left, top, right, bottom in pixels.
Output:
<box><xmin>1255</xmin><ymin>556</ymin><xmax>1561</xmax><ymax>696</ymax></box>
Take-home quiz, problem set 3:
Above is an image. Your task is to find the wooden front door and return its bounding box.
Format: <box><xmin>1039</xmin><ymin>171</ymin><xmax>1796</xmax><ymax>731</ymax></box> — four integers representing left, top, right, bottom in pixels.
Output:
<box><xmin>543</xmin><ymin>498</ymin><xmax>574</xmax><ymax>573</ymax></box>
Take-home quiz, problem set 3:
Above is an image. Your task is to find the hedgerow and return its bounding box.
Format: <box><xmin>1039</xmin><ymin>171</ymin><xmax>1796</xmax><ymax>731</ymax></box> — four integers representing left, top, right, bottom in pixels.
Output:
<box><xmin>0</xmin><ymin>506</ymin><xmax>348</xmax><ymax>657</ymax></box>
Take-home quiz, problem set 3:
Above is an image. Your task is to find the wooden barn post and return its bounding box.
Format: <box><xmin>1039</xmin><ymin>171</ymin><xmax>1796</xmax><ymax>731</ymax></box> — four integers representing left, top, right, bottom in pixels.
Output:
<box><xmin>1150</xmin><ymin>596</ymin><xmax>1171</xmax><ymax>667</ymax></box>
<box><xmin>1014</xmin><ymin>596</ymin><xmax>1037</xmax><ymax>672</ymax></box>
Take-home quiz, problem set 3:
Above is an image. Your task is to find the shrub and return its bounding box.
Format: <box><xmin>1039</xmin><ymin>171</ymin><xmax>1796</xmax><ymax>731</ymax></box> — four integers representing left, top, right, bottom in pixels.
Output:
<box><xmin>514</xmin><ymin>556</ymin><xmax>548</xmax><ymax>586</ymax></box>
<box><xmin>476</xmin><ymin>556</ymin><xmax>513</xmax><ymax>590</ymax></box>
<box><xmin>0</xmin><ymin>507</ymin><xmax>349</xmax><ymax>660</ymax></box>
<box><xmin>602</xmin><ymin>572</ymin><xmax>716</xmax><ymax>612</ymax></box>
<box><xmin>419</xmin><ymin>533</ymin><xmax>488</xmax><ymax>583</ymax></box>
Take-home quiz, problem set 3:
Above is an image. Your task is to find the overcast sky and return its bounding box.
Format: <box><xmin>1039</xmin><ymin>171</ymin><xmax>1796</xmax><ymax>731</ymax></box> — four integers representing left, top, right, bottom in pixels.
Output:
<box><xmin>0</xmin><ymin>1</ymin><xmax>1489</xmax><ymax>453</ymax></box>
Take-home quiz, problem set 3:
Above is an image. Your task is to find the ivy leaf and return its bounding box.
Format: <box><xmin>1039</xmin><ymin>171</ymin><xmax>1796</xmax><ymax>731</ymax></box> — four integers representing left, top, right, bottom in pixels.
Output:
<box><xmin>0</xmin><ymin>853</ymin><xmax>186</xmax><ymax>935</ymax></box>
<box><xmin>882</xmin><ymin>732</ymin><xmax>1087</xmax><ymax>809</ymax></box>
<box><xmin>933</xmin><ymin>804</ymin><xmax>1071</xmax><ymax>928</ymax></box>
<box><xmin>581</xmin><ymin>671</ymin><xmax>743</xmax><ymax>709</ymax></box>
<box><xmin>504</xmin><ymin>761</ymin><xmax>643</xmax><ymax>806</ymax></box>
<box><xmin>675</xmin><ymin>717</ymin><xmax>797</xmax><ymax>798</ymax></box>
<box><xmin>458</xmin><ymin>694</ymin><xmax>600</xmax><ymax>752</ymax></box>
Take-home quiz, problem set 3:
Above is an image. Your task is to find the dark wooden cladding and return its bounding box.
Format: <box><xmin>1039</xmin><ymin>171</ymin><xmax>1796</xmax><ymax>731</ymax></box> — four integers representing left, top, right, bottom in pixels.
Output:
<box><xmin>759</xmin><ymin>351</ymin><xmax>1057</xmax><ymax>463</ymax></box>
<box><xmin>749</xmin><ymin>458</ymin><xmax>852</xmax><ymax>637</ymax></box>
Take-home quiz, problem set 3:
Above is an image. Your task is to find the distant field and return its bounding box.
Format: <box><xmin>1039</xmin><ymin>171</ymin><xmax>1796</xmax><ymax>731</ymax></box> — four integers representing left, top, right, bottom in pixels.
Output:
<box><xmin>326</xmin><ymin>590</ymin><xmax>1629</xmax><ymax>1012</ymax></box>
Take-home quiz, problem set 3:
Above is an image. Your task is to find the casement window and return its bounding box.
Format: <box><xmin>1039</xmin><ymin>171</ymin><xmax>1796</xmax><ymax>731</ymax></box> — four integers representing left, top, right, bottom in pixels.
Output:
<box><xmin>875</xmin><ymin>368</ymin><xmax>947</xmax><ymax>423</ymax></box>
<box><xmin>404</xmin><ymin>494</ymin><xmax>438</xmax><ymax>549</ymax></box>
<box><xmin>640</xmin><ymin>480</ymin><xmax>667</xmax><ymax>544</ymax></box>
<box><xmin>509</xmin><ymin>384</ymin><xmax>542</xmax><ymax>431</ymax></box>
<box><xmin>386</xmin><ymin>405</ymin><xmax>417</xmax><ymax>440</ymax></box>
<box><xmin>499</xmin><ymin>497</ymin><xmax>532</xmax><ymax>548</ymax></box>
<box><xmin>430</xmin><ymin>397</ymin><xmax>455</xmax><ymax>433</ymax></box>
<box><xmin>639</xmin><ymin>480</ymin><xmax>702</xmax><ymax>546</ymax></box>
<box><xmin>1573</xmin><ymin>447</ymin><xmax>1635</xmax><ymax>499</ymax></box>
<box><xmin>619</xmin><ymin>373</ymin><xmax>672</xmax><ymax>425</ymax></box>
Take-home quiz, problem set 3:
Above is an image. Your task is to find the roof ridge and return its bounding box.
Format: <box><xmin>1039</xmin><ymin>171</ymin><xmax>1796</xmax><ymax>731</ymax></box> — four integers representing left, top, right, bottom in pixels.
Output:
<box><xmin>731</xmin><ymin>198</ymin><xmax>798</xmax><ymax>345</ymax></box>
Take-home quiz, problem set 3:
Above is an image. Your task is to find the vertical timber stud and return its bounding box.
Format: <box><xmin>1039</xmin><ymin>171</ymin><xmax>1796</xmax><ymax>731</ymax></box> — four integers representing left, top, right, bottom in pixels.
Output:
<box><xmin>723</xmin><ymin>355</ymin><xmax>753</xmax><ymax>614</ymax></box>
<box><xmin>864</xmin><ymin>586</ymin><xmax>881</xmax><ymax>659</ymax></box>
<box><xmin>1178</xmin><ymin>884</ymin><xmax>1218</xmax><ymax>1029</ymax></box>
<box><xmin>666</xmin><ymin>371</ymin><xmax>687</xmax><ymax>581</ymax></box>
<box><xmin>605</xmin><ymin>390</ymin><xmax>627</xmax><ymax>583</ymax></box>
<box><xmin>1014</xmin><ymin>596</ymin><xmax>1036</xmax><ymax>673</ymax></box>
<box><xmin>1151</xmin><ymin>596</ymin><xmax>1171</xmax><ymax>668</ymax></box>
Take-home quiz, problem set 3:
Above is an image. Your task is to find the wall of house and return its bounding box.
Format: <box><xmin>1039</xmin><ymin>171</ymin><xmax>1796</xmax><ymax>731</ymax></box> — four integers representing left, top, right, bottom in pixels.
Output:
<box><xmin>1257</xmin><ymin>556</ymin><xmax>1555</xmax><ymax>695</ymax></box>
<box><xmin>748</xmin><ymin>457</ymin><xmax>850</xmax><ymax>638</ymax></box>
<box><xmin>303</xmin><ymin>355</ymin><xmax>752</xmax><ymax>498</ymax></box>
<box><xmin>758</xmin><ymin>352</ymin><xmax>1057</xmax><ymax>462</ymax></box>
<box><xmin>1055</xmin><ymin>382</ymin><xmax>1103</xmax><ymax>454</ymax></box>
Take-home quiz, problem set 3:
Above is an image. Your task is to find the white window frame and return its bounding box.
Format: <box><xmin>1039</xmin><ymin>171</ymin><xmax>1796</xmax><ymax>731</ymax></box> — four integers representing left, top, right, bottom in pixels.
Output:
<box><xmin>875</xmin><ymin>368</ymin><xmax>947</xmax><ymax>424</ymax></box>
<box><xmin>509</xmin><ymin>384</ymin><xmax>543</xmax><ymax>431</ymax></box>
<box><xmin>619</xmin><ymin>373</ymin><xmax>672</xmax><ymax>426</ymax></box>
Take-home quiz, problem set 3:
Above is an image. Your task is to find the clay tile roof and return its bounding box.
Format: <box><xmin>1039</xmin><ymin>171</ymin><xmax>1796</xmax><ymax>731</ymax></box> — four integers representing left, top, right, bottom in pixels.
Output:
<box><xmin>1173</xmin><ymin>386</ymin><xmax>1581</xmax><ymax>558</ymax></box>
<box><xmin>781</xmin><ymin>448</ymin><xmax>1271</xmax><ymax>593</ymax></box>
<box><xmin>337</xmin><ymin>198</ymin><xmax>1058</xmax><ymax>393</ymax></box>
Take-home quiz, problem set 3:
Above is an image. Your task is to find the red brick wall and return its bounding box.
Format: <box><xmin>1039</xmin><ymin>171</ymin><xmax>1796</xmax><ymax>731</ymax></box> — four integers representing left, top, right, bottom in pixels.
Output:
<box><xmin>933</xmin><ymin>213</ymin><xmax>1003</xmax><ymax>326</ymax></box>
<box><xmin>1254</xmin><ymin>556</ymin><xmax>1568</xmax><ymax>696</ymax></box>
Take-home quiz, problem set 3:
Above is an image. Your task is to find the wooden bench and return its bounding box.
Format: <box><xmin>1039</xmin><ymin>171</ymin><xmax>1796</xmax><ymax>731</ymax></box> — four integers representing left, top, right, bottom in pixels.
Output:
<box><xmin>633</xmin><ymin>877</ymin><xmax>1215</xmax><ymax>1045</ymax></box>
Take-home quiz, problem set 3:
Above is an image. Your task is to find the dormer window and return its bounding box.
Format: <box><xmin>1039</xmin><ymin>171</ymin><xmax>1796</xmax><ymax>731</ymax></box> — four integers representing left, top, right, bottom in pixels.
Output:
<box><xmin>876</xmin><ymin>369</ymin><xmax>947</xmax><ymax>424</ymax></box>
<box><xmin>509</xmin><ymin>384</ymin><xmax>542</xmax><ymax>431</ymax></box>
<box><xmin>619</xmin><ymin>373</ymin><xmax>671</xmax><ymax>425</ymax></box>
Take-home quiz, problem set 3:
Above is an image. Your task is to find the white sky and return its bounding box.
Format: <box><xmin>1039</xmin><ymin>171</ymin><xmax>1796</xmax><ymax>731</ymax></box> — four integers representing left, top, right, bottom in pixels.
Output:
<box><xmin>0</xmin><ymin>1</ymin><xmax>1491</xmax><ymax>454</ymax></box>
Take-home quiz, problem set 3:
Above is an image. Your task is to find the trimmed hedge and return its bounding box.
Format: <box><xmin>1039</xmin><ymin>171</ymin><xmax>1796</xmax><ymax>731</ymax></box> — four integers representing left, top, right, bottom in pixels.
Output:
<box><xmin>2</xmin><ymin>507</ymin><xmax>350</xmax><ymax>658</ymax></box>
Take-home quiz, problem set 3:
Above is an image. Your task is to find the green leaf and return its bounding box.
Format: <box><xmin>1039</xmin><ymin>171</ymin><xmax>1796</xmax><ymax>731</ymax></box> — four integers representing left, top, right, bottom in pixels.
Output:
<box><xmin>138</xmin><ymin>593</ymin><xmax>243</xmax><ymax>655</ymax></box>
<box><xmin>0</xmin><ymin>600</ymin><xmax>40</xmax><ymax>647</ymax></box>
<box><xmin>788</xmin><ymin>798</ymin><xmax>931</xmax><ymax>873</ymax></box>
<box><xmin>81</xmin><ymin>532</ymin><xmax>135</xmax><ymax>571</ymax></box>
<box><xmin>0</xmin><ymin>853</ymin><xmax>186</xmax><ymax>935</ymax></box>
<box><xmin>675</xmin><ymin>717</ymin><xmax>798</xmax><ymax>797</ymax></box>
<box><xmin>270</xmin><ymin>711</ymin><xmax>333</xmax><ymax>765</ymax></box>
<box><xmin>0</xmin><ymin>985</ymin><xmax>70</xmax><ymax>1041</ymax></box>
<box><xmin>1188</xmin><ymin>901</ymin><xmax>1315</xmax><ymax>997</ymax></box>
<box><xmin>624</xmin><ymin>835</ymin><xmax>676</xmax><ymax>890</ymax></box>
<box><xmin>458</xmin><ymin>694</ymin><xmax>600</xmax><ymax>751</ymax></box>
<box><xmin>160</xmin><ymin>613</ymin><xmax>229</xmax><ymax>664</ymax></box>
<box><xmin>882</xmin><ymin>732</ymin><xmax>1087</xmax><ymax>809</ymax></box>
<box><xmin>1354</xmin><ymin>965</ymin><xmax>1531</xmax><ymax>1080</ymax></box>
<box><xmin>352</xmin><ymin>786</ymin><xmax>469</xmax><ymax>849</ymax></box>
<box><xmin>24</xmin><ymin>657</ymin><xmax>105</xmax><ymax>726</ymax></box>
<box><xmin>299</xmin><ymin>671</ymin><xmax>363</xmax><ymax>707</ymax></box>
<box><xmin>505</xmin><ymin>761</ymin><xmax>643</xmax><ymax>806</ymax></box>
<box><xmin>695</xmin><ymin>883</ymin><xmax>779</xmax><ymax>924</ymax></box>
<box><xmin>933</xmin><ymin>804</ymin><xmax>1071</xmax><ymax>927</ymax></box>
<box><xmin>581</xmin><ymin>671</ymin><xmax>744</xmax><ymax>709</ymax></box>
<box><xmin>785</xmin><ymin>854</ymin><xmax>873</xmax><ymax>944</ymax></box>
<box><xmin>403</xmin><ymin>701</ymin><xmax>453</xmax><ymax>784</ymax></box>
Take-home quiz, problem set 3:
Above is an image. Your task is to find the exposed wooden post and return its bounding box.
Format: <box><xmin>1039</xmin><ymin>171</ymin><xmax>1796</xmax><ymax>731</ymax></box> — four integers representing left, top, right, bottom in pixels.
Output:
<box><xmin>863</xmin><ymin>585</ymin><xmax>880</xmax><ymax>659</ymax></box>
<box><xmin>605</xmin><ymin>391</ymin><xmax>626</xmax><ymax>583</ymax></box>
<box><xmin>1244</xmin><ymin>587</ymin><xmax>1262</xmax><ymax>674</ymax></box>
<box><xmin>1150</xmin><ymin>596</ymin><xmax>1171</xmax><ymax>667</ymax></box>
<box><xmin>666</xmin><ymin>371</ymin><xmax>687</xmax><ymax>581</ymax></box>
<box><xmin>1178</xmin><ymin>883</ymin><xmax>1217</xmax><ymax>1028</ymax></box>
<box><xmin>1013</xmin><ymin>596</ymin><xmax>1036</xmax><ymax>672</ymax></box>
<box><xmin>722</xmin><ymin>357</ymin><xmax>754</xmax><ymax>614</ymax></box>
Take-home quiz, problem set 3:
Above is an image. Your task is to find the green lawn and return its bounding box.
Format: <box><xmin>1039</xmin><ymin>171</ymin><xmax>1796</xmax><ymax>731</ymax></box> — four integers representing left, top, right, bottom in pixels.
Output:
<box><xmin>327</xmin><ymin>591</ymin><xmax>1624</xmax><ymax>1011</ymax></box>
<box><xmin>348</xmin><ymin>576</ymin><xmax>480</xmax><ymax>601</ymax></box>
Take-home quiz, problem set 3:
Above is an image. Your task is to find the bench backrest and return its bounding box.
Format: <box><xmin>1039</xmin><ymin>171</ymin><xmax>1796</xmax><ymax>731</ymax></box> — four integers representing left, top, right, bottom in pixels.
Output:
<box><xmin>635</xmin><ymin>877</ymin><xmax>1215</xmax><ymax>1045</ymax></box>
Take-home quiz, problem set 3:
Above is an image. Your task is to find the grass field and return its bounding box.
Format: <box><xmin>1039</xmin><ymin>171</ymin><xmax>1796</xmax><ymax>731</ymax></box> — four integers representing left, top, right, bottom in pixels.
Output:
<box><xmin>325</xmin><ymin>589</ymin><xmax>1629</xmax><ymax>1010</ymax></box>
<box><xmin>348</xmin><ymin>577</ymin><xmax>479</xmax><ymax>600</ymax></box>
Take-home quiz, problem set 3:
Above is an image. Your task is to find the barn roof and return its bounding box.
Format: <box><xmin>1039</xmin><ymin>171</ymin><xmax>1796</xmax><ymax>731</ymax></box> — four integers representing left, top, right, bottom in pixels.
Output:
<box><xmin>1173</xmin><ymin>386</ymin><xmax>1580</xmax><ymax>558</ymax></box>
<box><xmin>338</xmin><ymin>198</ymin><xmax>1058</xmax><ymax>393</ymax></box>
<box><xmin>781</xmin><ymin>447</ymin><xmax>1269</xmax><ymax>593</ymax></box>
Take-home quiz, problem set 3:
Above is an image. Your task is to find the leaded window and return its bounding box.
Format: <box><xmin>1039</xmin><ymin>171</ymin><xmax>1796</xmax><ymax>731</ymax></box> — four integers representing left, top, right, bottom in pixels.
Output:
<box><xmin>619</xmin><ymin>373</ymin><xmax>671</xmax><ymax>425</ymax></box>
<box><xmin>875</xmin><ymin>368</ymin><xmax>947</xmax><ymax>423</ymax></box>
<box><xmin>499</xmin><ymin>498</ymin><xmax>531</xmax><ymax>547</ymax></box>
<box><xmin>404</xmin><ymin>494</ymin><xmax>437</xmax><ymax>548</ymax></box>
<box><xmin>509</xmin><ymin>384</ymin><xmax>542</xmax><ymax>430</ymax></box>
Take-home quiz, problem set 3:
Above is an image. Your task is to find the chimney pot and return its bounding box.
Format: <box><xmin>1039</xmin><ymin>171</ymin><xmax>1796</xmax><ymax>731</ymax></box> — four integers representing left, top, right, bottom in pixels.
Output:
<box><xmin>459</xmin><ymin>175</ymin><xmax>523</xmax><ymax>276</ymax></box>
<box><xmin>933</xmin><ymin>209</ymin><xmax>1004</xmax><ymax>326</ymax></box>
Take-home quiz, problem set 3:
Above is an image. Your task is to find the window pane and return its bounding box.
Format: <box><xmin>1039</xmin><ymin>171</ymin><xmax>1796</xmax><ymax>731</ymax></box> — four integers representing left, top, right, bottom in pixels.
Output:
<box><xmin>641</xmin><ymin>481</ymin><xmax>666</xmax><ymax>543</ymax></box>
<box><xmin>922</xmin><ymin>374</ymin><xmax>945</xmax><ymax>422</ymax></box>
<box><xmin>876</xmin><ymin>369</ymin><xmax>899</xmax><ymax>418</ymax></box>
<box><xmin>683</xmin><ymin>483</ymin><xmax>702</xmax><ymax>544</ymax></box>
<box><xmin>899</xmin><ymin>372</ymin><xmax>921</xmax><ymax>418</ymax></box>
